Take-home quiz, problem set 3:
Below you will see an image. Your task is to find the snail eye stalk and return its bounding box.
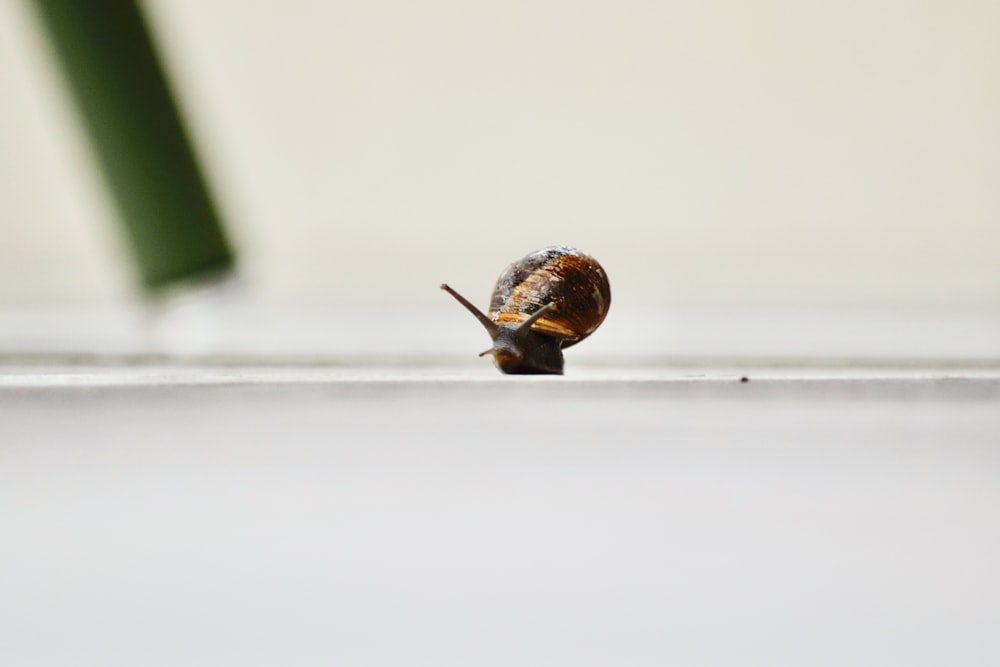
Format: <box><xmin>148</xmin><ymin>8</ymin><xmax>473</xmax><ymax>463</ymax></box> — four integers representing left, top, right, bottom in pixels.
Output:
<box><xmin>514</xmin><ymin>303</ymin><xmax>554</xmax><ymax>343</ymax></box>
<box><xmin>440</xmin><ymin>284</ymin><xmax>499</xmax><ymax>338</ymax></box>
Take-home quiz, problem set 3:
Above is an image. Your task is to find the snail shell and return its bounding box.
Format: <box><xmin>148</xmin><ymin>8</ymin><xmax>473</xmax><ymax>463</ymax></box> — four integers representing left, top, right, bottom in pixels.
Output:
<box><xmin>441</xmin><ymin>245</ymin><xmax>611</xmax><ymax>375</ymax></box>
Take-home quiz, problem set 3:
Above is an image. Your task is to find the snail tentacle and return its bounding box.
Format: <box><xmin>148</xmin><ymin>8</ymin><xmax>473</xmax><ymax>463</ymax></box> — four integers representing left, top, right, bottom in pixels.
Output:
<box><xmin>440</xmin><ymin>284</ymin><xmax>499</xmax><ymax>337</ymax></box>
<box><xmin>514</xmin><ymin>302</ymin><xmax>555</xmax><ymax>343</ymax></box>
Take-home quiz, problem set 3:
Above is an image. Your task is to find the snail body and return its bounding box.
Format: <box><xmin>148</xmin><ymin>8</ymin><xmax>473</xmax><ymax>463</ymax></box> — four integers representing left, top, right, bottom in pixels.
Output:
<box><xmin>441</xmin><ymin>245</ymin><xmax>611</xmax><ymax>375</ymax></box>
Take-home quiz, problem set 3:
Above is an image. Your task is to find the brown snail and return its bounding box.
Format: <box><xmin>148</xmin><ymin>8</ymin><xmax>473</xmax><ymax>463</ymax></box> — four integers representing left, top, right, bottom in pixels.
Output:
<box><xmin>441</xmin><ymin>245</ymin><xmax>611</xmax><ymax>375</ymax></box>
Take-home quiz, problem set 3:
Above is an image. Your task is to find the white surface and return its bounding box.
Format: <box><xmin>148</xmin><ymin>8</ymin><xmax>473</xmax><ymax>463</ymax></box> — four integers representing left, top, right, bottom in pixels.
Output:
<box><xmin>2</xmin><ymin>366</ymin><xmax>999</xmax><ymax>666</ymax></box>
<box><xmin>3</xmin><ymin>302</ymin><xmax>1000</xmax><ymax>361</ymax></box>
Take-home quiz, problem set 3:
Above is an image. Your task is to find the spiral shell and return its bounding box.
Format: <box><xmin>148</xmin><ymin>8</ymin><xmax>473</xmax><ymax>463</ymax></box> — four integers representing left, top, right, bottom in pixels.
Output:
<box><xmin>488</xmin><ymin>245</ymin><xmax>610</xmax><ymax>348</ymax></box>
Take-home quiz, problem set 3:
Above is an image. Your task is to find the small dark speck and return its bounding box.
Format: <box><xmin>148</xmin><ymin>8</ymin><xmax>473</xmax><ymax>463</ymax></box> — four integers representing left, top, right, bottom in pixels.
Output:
<box><xmin>740</xmin><ymin>376</ymin><xmax>750</xmax><ymax>383</ymax></box>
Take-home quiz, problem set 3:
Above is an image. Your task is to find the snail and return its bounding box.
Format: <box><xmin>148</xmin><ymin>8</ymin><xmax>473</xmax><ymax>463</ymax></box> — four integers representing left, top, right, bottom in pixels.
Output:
<box><xmin>440</xmin><ymin>245</ymin><xmax>611</xmax><ymax>375</ymax></box>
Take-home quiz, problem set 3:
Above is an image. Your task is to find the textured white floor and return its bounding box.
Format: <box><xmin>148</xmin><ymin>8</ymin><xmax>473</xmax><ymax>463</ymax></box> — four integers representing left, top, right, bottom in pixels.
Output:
<box><xmin>2</xmin><ymin>363</ymin><xmax>999</xmax><ymax>666</ymax></box>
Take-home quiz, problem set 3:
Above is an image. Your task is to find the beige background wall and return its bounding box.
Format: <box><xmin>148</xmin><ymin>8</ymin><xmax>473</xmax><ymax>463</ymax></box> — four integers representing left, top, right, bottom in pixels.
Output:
<box><xmin>1</xmin><ymin>0</ymin><xmax>998</xmax><ymax>356</ymax></box>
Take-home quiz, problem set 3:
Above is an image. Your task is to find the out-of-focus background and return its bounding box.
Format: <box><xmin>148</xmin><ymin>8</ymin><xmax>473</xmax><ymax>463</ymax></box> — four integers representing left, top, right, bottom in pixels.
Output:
<box><xmin>2</xmin><ymin>0</ymin><xmax>998</xmax><ymax>359</ymax></box>
<box><xmin>3</xmin><ymin>4</ymin><xmax>1000</xmax><ymax>667</ymax></box>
